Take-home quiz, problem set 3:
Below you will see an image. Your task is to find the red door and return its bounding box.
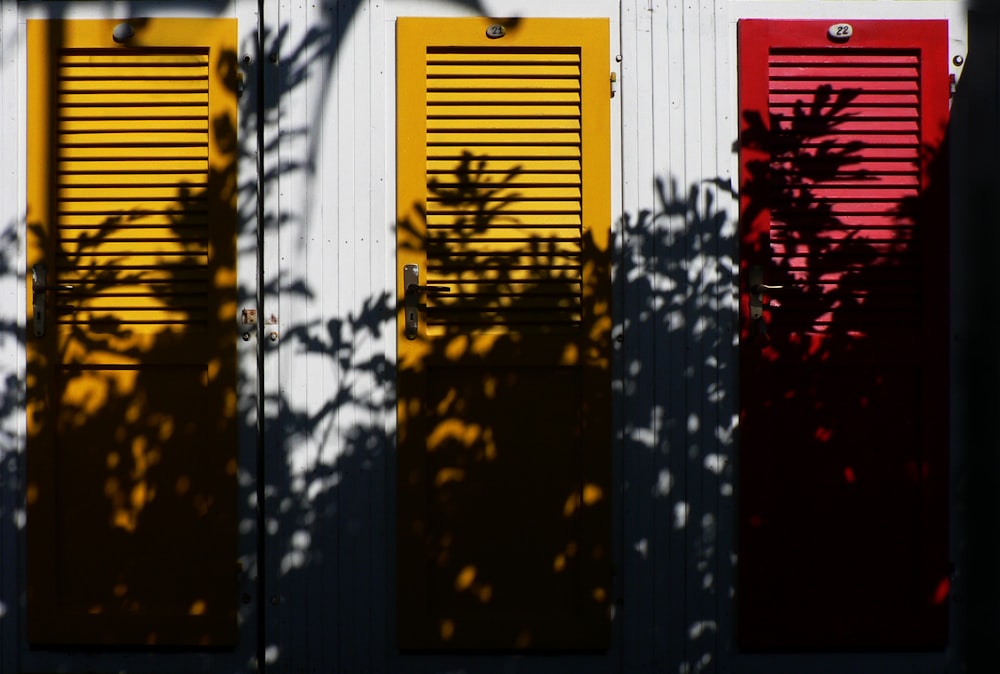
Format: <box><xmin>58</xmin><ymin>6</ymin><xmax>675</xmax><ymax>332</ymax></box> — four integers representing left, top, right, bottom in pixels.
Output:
<box><xmin>737</xmin><ymin>20</ymin><xmax>950</xmax><ymax>650</ymax></box>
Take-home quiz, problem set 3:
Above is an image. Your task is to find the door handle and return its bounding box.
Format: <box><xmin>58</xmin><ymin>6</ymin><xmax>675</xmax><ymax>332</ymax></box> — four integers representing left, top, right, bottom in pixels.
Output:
<box><xmin>748</xmin><ymin>265</ymin><xmax>785</xmax><ymax>320</ymax></box>
<box><xmin>403</xmin><ymin>263</ymin><xmax>450</xmax><ymax>340</ymax></box>
<box><xmin>32</xmin><ymin>263</ymin><xmax>46</xmax><ymax>337</ymax></box>
<box><xmin>32</xmin><ymin>263</ymin><xmax>76</xmax><ymax>337</ymax></box>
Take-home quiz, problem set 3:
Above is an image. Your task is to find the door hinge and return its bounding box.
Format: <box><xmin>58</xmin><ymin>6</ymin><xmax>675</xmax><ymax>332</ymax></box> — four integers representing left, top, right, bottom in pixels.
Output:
<box><xmin>610</xmin><ymin>71</ymin><xmax>617</xmax><ymax>98</ymax></box>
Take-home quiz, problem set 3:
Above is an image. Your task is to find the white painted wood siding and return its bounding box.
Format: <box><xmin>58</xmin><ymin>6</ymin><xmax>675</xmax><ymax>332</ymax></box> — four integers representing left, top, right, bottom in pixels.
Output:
<box><xmin>261</xmin><ymin>0</ymin><xmax>390</xmax><ymax>670</ymax></box>
<box><xmin>618</xmin><ymin>1</ymin><xmax>736</xmax><ymax>672</ymax></box>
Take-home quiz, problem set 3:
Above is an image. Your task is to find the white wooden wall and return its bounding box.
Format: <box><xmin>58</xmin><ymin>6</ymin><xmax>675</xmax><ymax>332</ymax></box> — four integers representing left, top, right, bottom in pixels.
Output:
<box><xmin>0</xmin><ymin>0</ymin><xmax>974</xmax><ymax>673</ymax></box>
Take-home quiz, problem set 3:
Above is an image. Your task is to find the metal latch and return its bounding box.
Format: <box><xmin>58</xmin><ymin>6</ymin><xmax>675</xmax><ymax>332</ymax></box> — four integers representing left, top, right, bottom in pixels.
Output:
<box><xmin>32</xmin><ymin>263</ymin><xmax>75</xmax><ymax>338</ymax></box>
<box><xmin>32</xmin><ymin>263</ymin><xmax>46</xmax><ymax>337</ymax></box>
<box><xmin>748</xmin><ymin>265</ymin><xmax>784</xmax><ymax>321</ymax></box>
<box><xmin>403</xmin><ymin>264</ymin><xmax>450</xmax><ymax>340</ymax></box>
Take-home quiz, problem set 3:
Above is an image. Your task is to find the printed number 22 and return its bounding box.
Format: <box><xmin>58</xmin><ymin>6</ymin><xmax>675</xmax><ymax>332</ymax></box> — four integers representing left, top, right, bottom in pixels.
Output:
<box><xmin>828</xmin><ymin>23</ymin><xmax>854</xmax><ymax>39</ymax></box>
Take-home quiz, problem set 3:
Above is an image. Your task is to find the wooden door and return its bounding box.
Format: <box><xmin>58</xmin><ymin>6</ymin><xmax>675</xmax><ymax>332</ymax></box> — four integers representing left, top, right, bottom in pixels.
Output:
<box><xmin>395</xmin><ymin>17</ymin><xmax>613</xmax><ymax>651</ymax></box>
<box><xmin>26</xmin><ymin>18</ymin><xmax>240</xmax><ymax>647</ymax></box>
<box><xmin>737</xmin><ymin>19</ymin><xmax>950</xmax><ymax>650</ymax></box>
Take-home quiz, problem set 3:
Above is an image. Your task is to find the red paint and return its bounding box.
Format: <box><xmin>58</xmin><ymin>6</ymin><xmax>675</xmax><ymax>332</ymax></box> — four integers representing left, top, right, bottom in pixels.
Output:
<box><xmin>738</xmin><ymin>19</ymin><xmax>950</xmax><ymax>652</ymax></box>
<box><xmin>932</xmin><ymin>577</ymin><xmax>950</xmax><ymax>606</ymax></box>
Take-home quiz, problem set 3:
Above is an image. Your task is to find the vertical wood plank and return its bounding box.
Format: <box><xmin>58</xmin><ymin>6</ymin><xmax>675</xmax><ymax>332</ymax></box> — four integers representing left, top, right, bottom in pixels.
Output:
<box><xmin>619</xmin><ymin>0</ymin><xmax>658</xmax><ymax>667</ymax></box>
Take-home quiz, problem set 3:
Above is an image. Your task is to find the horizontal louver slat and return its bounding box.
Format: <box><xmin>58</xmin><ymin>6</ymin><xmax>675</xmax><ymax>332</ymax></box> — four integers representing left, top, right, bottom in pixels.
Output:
<box><xmin>424</xmin><ymin>47</ymin><xmax>583</xmax><ymax>331</ymax></box>
<box><xmin>767</xmin><ymin>48</ymin><xmax>922</xmax><ymax>330</ymax></box>
<box><xmin>55</xmin><ymin>48</ymin><xmax>210</xmax><ymax>328</ymax></box>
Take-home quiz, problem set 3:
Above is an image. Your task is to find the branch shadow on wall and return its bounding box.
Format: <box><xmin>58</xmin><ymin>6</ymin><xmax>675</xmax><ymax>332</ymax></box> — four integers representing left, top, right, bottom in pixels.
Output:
<box><xmin>21</xmin><ymin>25</ymin><xmax>242</xmax><ymax>647</ymax></box>
<box><xmin>0</xmin><ymin>7</ymin><xmax>958</xmax><ymax>674</ymax></box>
<box><xmin>393</xmin><ymin>149</ymin><xmax>612</xmax><ymax>651</ymax></box>
<box><xmin>734</xmin><ymin>80</ymin><xmax>949</xmax><ymax>652</ymax></box>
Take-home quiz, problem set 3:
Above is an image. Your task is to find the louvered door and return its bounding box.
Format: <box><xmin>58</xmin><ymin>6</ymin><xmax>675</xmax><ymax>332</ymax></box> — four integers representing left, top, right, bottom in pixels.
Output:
<box><xmin>396</xmin><ymin>18</ymin><xmax>612</xmax><ymax>650</ymax></box>
<box><xmin>737</xmin><ymin>20</ymin><xmax>949</xmax><ymax>651</ymax></box>
<box><xmin>26</xmin><ymin>18</ymin><xmax>239</xmax><ymax>646</ymax></box>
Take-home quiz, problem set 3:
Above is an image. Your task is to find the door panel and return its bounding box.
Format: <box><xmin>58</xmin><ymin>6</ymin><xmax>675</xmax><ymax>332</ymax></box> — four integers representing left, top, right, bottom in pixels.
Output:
<box><xmin>737</xmin><ymin>19</ymin><xmax>950</xmax><ymax>651</ymax></box>
<box><xmin>26</xmin><ymin>18</ymin><xmax>239</xmax><ymax>647</ymax></box>
<box><xmin>396</xmin><ymin>17</ymin><xmax>612</xmax><ymax>651</ymax></box>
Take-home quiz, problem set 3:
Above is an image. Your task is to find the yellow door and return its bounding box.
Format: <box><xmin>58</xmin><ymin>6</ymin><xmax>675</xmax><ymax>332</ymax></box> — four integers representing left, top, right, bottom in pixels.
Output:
<box><xmin>26</xmin><ymin>18</ymin><xmax>239</xmax><ymax>646</ymax></box>
<box><xmin>396</xmin><ymin>17</ymin><xmax>612</xmax><ymax>650</ymax></box>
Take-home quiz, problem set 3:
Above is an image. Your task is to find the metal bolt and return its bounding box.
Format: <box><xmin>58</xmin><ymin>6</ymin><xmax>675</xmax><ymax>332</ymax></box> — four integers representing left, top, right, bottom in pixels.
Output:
<box><xmin>242</xmin><ymin>332</ymin><xmax>251</xmax><ymax>342</ymax></box>
<box><xmin>269</xmin><ymin>331</ymin><xmax>279</xmax><ymax>342</ymax></box>
<box><xmin>953</xmin><ymin>55</ymin><xmax>965</xmax><ymax>66</ymax></box>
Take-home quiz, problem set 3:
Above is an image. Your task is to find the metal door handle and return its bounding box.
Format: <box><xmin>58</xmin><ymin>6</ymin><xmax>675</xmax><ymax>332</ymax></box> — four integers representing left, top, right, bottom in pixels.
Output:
<box><xmin>403</xmin><ymin>263</ymin><xmax>450</xmax><ymax>340</ymax></box>
<box><xmin>748</xmin><ymin>266</ymin><xmax>784</xmax><ymax>321</ymax></box>
<box><xmin>32</xmin><ymin>263</ymin><xmax>76</xmax><ymax>337</ymax></box>
<box><xmin>32</xmin><ymin>263</ymin><xmax>46</xmax><ymax>337</ymax></box>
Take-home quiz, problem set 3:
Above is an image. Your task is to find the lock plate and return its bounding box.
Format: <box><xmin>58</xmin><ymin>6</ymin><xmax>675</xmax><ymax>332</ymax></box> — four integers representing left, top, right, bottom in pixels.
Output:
<box><xmin>404</xmin><ymin>264</ymin><xmax>420</xmax><ymax>340</ymax></box>
<box><xmin>32</xmin><ymin>263</ymin><xmax>46</xmax><ymax>337</ymax></box>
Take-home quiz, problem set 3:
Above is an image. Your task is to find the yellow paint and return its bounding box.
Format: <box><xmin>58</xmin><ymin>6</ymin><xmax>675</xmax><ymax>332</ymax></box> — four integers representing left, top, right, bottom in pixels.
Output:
<box><xmin>444</xmin><ymin>335</ymin><xmax>468</xmax><ymax>361</ymax></box>
<box><xmin>434</xmin><ymin>467</ymin><xmax>466</xmax><ymax>486</ymax></box>
<box><xmin>481</xmin><ymin>428</ymin><xmax>497</xmax><ymax>461</ymax></box>
<box><xmin>113</xmin><ymin>510</ymin><xmax>134</xmax><ymax>531</ymax></box>
<box><xmin>563</xmin><ymin>492</ymin><xmax>580</xmax><ymax>517</ymax></box>
<box><xmin>563</xmin><ymin>485</ymin><xmax>604</xmax><ymax>517</ymax></box>
<box><xmin>397</xmin><ymin>16</ymin><xmax>612</xmax><ymax>650</ymax></box>
<box><xmin>189</xmin><ymin>600</ymin><xmax>207</xmax><ymax>616</ymax></box>
<box><xmin>130</xmin><ymin>483</ymin><xmax>149</xmax><ymax>511</ymax></box>
<box><xmin>434</xmin><ymin>387</ymin><xmax>458</xmax><ymax>415</ymax></box>
<box><xmin>561</xmin><ymin>343</ymin><xmax>580</xmax><ymax>365</ymax></box>
<box><xmin>471</xmin><ymin>334</ymin><xmax>501</xmax><ymax>356</ymax></box>
<box><xmin>157</xmin><ymin>416</ymin><xmax>175</xmax><ymax>443</ymax></box>
<box><xmin>208</xmin><ymin>358</ymin><xmax>222</xmax><ymax>382</ymax></box>
<box><xmin>26</xmin><ymin>17</ymin><xmax>240</xmax><ymax>646</ymax></box>
<box><xmin>583</xmin><ymin>484</ymin><xmax>604</xmax><ymax>506</ymax></box>
<box><xmin>225</xmin><ymin>390</ymin><xmax>239</xmax><ymax>423</ymax></box>
<box><xmin>454</xmin><ymin>565</ymin><xmax>477</xmax><ymax>591</ymax></box>
<box><xmin>130</xmin><ymin>436</ymin><xmax>149</xmax><ymax>477</ymax></box>
<box><xmin>427</xmin><ymin>419</ymin><xmax>483</xmax><ymax>451</ymax></box>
